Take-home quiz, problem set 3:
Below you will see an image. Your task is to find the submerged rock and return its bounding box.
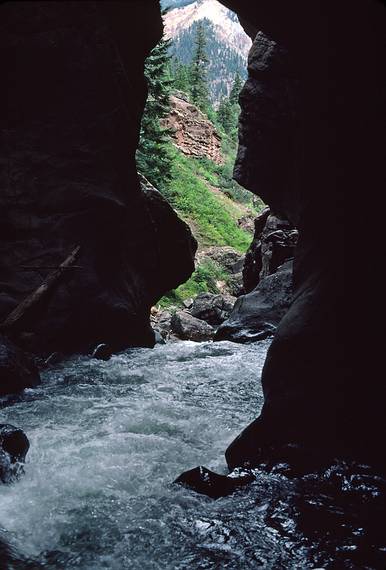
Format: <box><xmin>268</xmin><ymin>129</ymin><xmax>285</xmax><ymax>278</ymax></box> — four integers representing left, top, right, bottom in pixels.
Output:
<box><xmin>174</xmin><ymin>466</ymin><xmax>255</xmax><ymax>499</ymax></box>
<box><xmin>215</xmin><ymin>261</ymin><xmax>293</xmax><ymax>343</ymax></box>
<box><xmin>0</xmin><ymin>424</ymin><xmax>29</xmax><ymax>483</ymax></box>
<box><xmin>0</xmin><ymin>335</ymin><xmax>41</xmax><ymax>396</ymax></box>
<box><xmin>171</xmin><ymin>311</ymin><xmax>214</xmax><ymax>342</ymax></box>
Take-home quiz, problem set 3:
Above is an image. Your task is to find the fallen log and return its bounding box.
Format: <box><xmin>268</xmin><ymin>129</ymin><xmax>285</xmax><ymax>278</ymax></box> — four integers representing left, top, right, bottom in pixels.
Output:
<box><xmin>0</xmin><ymin>246</ymin><xmax>80</xmax><ymax>332</ymax></box>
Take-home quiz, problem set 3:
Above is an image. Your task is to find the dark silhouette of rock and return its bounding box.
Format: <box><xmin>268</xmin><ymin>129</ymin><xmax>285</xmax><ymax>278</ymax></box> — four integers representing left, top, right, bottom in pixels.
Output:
<box><xmin>215</xmin><ymin>261</ymin><xmax>293</xmax><ymax>343</ymax></box>
<box><xmin>243</xmin><ymin>209</ymin><xmax>298</xmax><ymax>293</ymax></box>
<box><xmin>191</xmin><ymin>293</ymin><xmax>235</xmax><ymax>326</ymax></box>
<box><xmin>0</xmin><ymin>335</ymin><xmax>41</xmax><ymax>396</ymax></box>
<box><xmin>219</xmin><ymin>0</ymin><xmax>385</xmax><ymax>467</ymax></box>
<box><xmin>171</xmin><ymin>311</ymin><xmax>214</xmax><ymax>342</ymax></box>
<box><xmin>174</xmin><ymin>465</ymin><xmax>255</xmax><ymax>499</ymax></box>
<box><xmin>0</xmin><ymin>2</ymin><xmax>196</xmax><ymax>357</ymax></box>
<box><xmin>0</xmin><ymin>424</ymin><xmax>29</xmax><ymax>483</ymax></box>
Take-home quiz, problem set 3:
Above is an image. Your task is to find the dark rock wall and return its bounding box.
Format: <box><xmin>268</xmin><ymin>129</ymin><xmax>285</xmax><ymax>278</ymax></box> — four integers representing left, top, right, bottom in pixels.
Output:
<box><xmin>243</xmin><ymin>209</ymin><xmax>297</xmax><ymax>294</ymax></box>
<box><xmin>215</xmin><ymin>260</ymin><xmax>293</xmax><ymax>344</ymax></box>
<box><xmin>222</xmin><ymin>0</ymin><xmax>386</xmax><ymax>465</ymax></box>
<box><xmin>1</xmin><ymin>0</ymin><xmax>384</xmax><ymax>464</ymax></box>
<box><xmin>0</xmin><ymin>1</ymin><xmax>196</xmax><ymax>356</ymax></box>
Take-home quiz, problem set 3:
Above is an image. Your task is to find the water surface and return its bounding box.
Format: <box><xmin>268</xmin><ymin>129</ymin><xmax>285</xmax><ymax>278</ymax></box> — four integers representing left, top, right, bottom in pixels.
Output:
<box><xmin>0</xmin><ymin>340</ymin><xmax>384</xmax><ymax>569</ymax></box>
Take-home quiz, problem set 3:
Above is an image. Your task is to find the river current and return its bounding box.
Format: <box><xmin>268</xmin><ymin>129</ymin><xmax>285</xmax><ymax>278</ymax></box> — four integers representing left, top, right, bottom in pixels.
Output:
<box><xmin>0</xmin><ymin>339</ymin><xmax>385</xmax><ymax>569</ymax></box>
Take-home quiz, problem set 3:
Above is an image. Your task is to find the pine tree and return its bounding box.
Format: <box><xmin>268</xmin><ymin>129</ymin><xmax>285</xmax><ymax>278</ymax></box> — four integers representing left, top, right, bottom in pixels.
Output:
<box><xmin>172</xmin><ymin>59</ymin><xmax>191</xmax><ymax>95</ymax></box>
<box><xmin>137</xmin><ymin>37</ymin><xmax>174</xmax><ymax>191</ymax></box>
<box><xmin>229</xmin><ymin>72</ymin><xmax>243</xmax><ymax>106</ymax></box>
<box><xmin>217</xmin><ymin>96</ymin><xmax>233</xmax><ymax>132</ymax></box>
<box><xmin>190</xmin><ymin>22</ymin><xmax>210</xmax><ymax>113</ymax></box>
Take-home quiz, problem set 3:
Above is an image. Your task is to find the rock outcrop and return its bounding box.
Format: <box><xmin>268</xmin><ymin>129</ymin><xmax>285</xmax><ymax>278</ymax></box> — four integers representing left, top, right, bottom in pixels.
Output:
<box><xmin>243</xmin><ymin>209</ymin><xmax>298</xmax><ymax>293</ymax></box>
<box><xmin>163</xmin><ymin>93</ymin><xmax>224</xmax><ymax>164</ymax></box>
<box><xmin>197</xmin><ymin>246</ymin><xmax>245</xmax><ymax>297</ymax></box>
<box><xmin>0</xmin><ymin>424</ymin><xmax>29</xmax><ymax>483</ymax></box>
<box><xmin>174</xmin><ymin>465</ymin><xmax>254</xmax><ymax>499</ymax></box>
<box><xmin>0</xmin><ymin>2</ymin><xmax>196</xmax><ymax>358</ymax></box>
<box><xmin>171</xmin><ymin>310</ymin><xmax>214</xmax><ymax>342</ymax></box>
<box><xmin>0</xmin><ymin>336</ymin><xmax>41</xmax><ymax>396</ymax></box>
<box><xmin>220</xmin><ymin>0</ymin><xmax>386</xmax><ymax>467</ymax></box>
<box><xmin>191</xmin><ymin>292</ymin><xmax>235</xmax><ymax>326</ymax></box>
<box><xmin>215</xmin><ymin>261</ymin><xmax>293</xmax><ymax>343</ymax></box>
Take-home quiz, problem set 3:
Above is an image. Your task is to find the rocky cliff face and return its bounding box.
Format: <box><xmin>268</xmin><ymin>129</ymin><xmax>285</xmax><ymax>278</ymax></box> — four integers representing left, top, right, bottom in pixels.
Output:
<box><xmin>215</xmin><ymin>209</ymin><xmax>297</xmax><ymax>343</ymax></box>
<box><xmin>221</xmin><ymin>0</ymin><xmax>386</xmax><ymax>467</ymax></box>
<box><xmin>1</xmin><ymin>0</ymin><xmax>384</xmax><ymax>468</ymax></box>
<box><xmin>243</xmin><ymin>209</ymin><xmax>298</xmax><ymax>294</ymax></box>
<box><xmin>163</xmin><ymin>93</ymin><xmax>224</xmax><ymax>164</ymax></box>
<box><xmin>0</xmin><ymin>1</ymin><xmax>196</xmax><ymax>361</ymax></box>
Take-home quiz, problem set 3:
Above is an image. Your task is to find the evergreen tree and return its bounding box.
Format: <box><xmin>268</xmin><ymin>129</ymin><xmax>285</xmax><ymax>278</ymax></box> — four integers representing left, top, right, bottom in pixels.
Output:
<box><xmin>137</xmin><ymin>37</ymin><xmax>174</xmax><ymax>191</ymax></box>
<box><xmin>229</xmin><ymin>72</ymin><xmax>243</xmax><ymax>106</ymax></box>
<box><xmin>190</xmin><ymin>22</ymin><xmax>210</xmax><ymax>113</ymax></box>
<box><xmin>217</xmin><ymin>96</ymin><xmax>233</xmax><ymax>132</ymax></box>
<box><xmin>172</xmin><ymin>59</ymin><xmax>191</xmax><ymax>94</ymax></box>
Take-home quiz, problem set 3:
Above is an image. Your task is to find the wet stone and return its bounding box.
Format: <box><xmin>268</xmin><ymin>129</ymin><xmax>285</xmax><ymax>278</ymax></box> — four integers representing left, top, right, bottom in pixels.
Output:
<box><xmin>174</xmin><ymin>466</ymin><xmax>255</xmax><ymax>499</ymax></box>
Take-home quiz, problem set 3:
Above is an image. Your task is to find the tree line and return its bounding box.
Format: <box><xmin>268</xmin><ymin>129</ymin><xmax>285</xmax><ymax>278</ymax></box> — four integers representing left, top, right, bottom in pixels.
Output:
<box><xmin>137</xmin><ymin>21</ymin><xmax>244</xmax><ymax>193</ymax></box>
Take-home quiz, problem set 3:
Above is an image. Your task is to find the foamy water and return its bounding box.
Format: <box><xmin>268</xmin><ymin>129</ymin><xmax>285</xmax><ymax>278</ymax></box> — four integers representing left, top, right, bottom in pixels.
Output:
<box><xmin>0</xmin><ymin>339</ymin><xmax>384</xmax><ymax>569</ymax></box>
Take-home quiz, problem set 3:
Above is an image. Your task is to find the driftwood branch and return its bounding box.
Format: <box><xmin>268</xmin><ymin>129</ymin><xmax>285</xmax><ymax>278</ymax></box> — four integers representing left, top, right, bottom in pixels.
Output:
<box><xmin>0</xmin><ymin>246</ymin><xmax>81</xmax><ymax>332</ymax></box>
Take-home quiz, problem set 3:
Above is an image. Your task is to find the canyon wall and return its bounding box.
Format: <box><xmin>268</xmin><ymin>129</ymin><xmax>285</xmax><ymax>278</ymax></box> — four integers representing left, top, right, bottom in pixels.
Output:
<box><xmin>1</xmin><ymin>0</ymin><xmax>385</xmax><ymax>467</ymax></box>
<box><xmin>0</xmin><ymin>1</ymin><xmax>196</xmax><ymax>358</ymax></box>
<box><xmin>222</xmin><ymin>0</ymin><xmax>385</xmax><ymax>466</ymax></box>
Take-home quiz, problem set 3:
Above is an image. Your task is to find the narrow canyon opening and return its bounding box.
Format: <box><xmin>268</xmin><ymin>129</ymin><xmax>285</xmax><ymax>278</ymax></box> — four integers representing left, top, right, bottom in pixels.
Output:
<box><xmin>138</xmin><ymin>0</ymin><xmax>298</xmax><ymax>347</ymax></box>
<box><xmin>0</xmin><ymin>1</ymin><xmax>384</xmax><ymax>568</ymax></box>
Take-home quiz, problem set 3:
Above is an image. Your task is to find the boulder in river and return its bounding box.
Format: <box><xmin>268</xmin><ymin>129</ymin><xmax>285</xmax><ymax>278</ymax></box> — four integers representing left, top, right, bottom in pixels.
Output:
<box><xmin>0</xmin><ymin>424</ymin><xmax>29</xmax><ymax>483</ymax></box>
<box><xmin>190</xmin><ymin>293</ymin><xmax>235</xmax><ymax>326</ymax></box>
<box><xmin>174</xmin><ymin>466</ymin><xmax>255</xmax><ymax>499</ymax></box>
<box><xmin>0</xmin><ymin>335</ymin><xmax>41</xmax><ymax>396</ymax></box>
<box><xmin>215</xmin><ymin>261</ymin><xmax>293</xmax><ymax>343</ymax></box>
<box><xmin>171</xmin><ymin>311</ymin><xmax>214</xmax><ymax>342</ymax></box>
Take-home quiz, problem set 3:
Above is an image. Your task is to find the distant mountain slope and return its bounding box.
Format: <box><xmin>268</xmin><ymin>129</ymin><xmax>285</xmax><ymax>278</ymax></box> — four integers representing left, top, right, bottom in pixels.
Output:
<box><xmin>162</xmin><ymin>0</ymin><xmax>252</xmax><ymax>104</ymax></box>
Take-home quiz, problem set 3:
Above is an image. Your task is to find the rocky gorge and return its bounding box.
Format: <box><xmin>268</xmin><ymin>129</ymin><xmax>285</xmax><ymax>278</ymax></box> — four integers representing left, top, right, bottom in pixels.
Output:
<box><xmin>0</xmin><ymin>0</ymin><xmax>385</xmax><ymax>567</ymax></box>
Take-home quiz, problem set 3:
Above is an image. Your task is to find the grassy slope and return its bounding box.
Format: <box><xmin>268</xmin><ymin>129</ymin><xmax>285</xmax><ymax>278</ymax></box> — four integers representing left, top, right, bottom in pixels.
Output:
<box><xmin>164</xmin><ymin>150</ymin><xmax>252</xmax><ymax>252</ymax></box>
<box><xmin>158</xmin><ymin>143</ymin><xmax>264</xmax><ymax>307</ymax></box>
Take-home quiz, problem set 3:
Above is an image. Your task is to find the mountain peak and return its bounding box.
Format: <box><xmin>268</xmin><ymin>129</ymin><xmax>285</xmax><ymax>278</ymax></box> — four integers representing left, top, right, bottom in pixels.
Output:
<box><xmin>162</xmin><ymin>0</ymin><xmax>252</xmax><ymax>103</ymax></box>
<box><xmin>163</xmin><ymin>0</ymin><xmax>251</xmax><ymax>61</ymax></box>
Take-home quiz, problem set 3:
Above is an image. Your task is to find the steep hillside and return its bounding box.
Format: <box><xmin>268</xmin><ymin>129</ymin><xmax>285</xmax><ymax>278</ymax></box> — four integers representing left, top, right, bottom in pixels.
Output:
<box><xmin>162</xmin><ymin>0</ymin><xmax>252</xmax><ymax>103</ymax></box>
<box><xmin>157</xmin><ymin>96</ymin><xmax>264</xmax><ymax>307</ymax></box>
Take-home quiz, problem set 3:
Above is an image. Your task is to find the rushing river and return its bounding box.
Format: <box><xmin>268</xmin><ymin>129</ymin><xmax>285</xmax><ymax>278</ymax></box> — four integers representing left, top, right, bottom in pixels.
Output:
<box><xmin>0</xmin><ymin>340</ymin><xmax>385</xmax><ymax>569</ymax></box>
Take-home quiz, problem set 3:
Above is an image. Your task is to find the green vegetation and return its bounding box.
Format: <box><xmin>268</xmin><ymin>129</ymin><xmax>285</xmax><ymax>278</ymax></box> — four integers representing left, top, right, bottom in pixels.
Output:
<box><xmin>169</xmin><ymin>17</ymin><xmax>247</xmax><ymax>103</ymax></box>
<box><xmin>164</xmin><ymin>149</ymin><xmax>252</xmax><ymax>251</ymax></box>
<box><xmin>137</xmin><ymin>26</ymin><xmax>265</xmax><ymax>308</ymax></box>
<box><xmin>190</xmin><ymin>22</ymin><xmax>210</xmax><ymax>113</ymax></box>
<box><xmin>159</xmin><ymin>259</ymin><xmax>229</xmax><ymax>307</ymax></box>
<box><xmin>136</xmin><ymin>36</ymin><xmax>174</xmax><ymax>191</ymax></box>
